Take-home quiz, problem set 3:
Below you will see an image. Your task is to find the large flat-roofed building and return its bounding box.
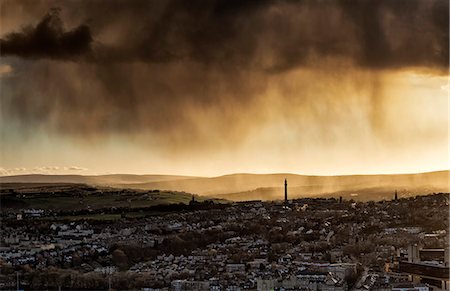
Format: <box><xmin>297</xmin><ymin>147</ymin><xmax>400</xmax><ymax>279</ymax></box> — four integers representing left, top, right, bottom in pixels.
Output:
<box><xmin>392</xmin><ymin>282</ymin><xmax>429</xmax><ymax>291</ymax></box>
<box><xmin>399</xmin><ymin>245</ymin><xmax>450</xmax><ymax>291</ymax></box>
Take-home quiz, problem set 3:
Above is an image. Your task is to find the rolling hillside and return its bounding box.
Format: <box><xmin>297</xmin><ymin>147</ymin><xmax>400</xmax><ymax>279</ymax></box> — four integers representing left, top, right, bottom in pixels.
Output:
<box><xmin>1</xmin><ymin>171</ymin><xmax>448</xmax><ymax>201</ymax></box>
<box><xmin>0</xmin><ymin>183</ymin><xmax>224</xmax><ymax>211</ymax></box>
<box><xmin>0</xmin><ymin>174</ymin><xmax>195</xmax><ymax>185</ymax></box>
<box><xmin>118</xmin><ymin>171</ymin><xmax>450</xmax><ymax>200</ymax></box>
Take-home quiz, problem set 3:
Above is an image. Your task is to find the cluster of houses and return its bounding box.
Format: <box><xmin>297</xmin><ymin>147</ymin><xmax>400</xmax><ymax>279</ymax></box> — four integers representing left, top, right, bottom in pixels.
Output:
<box><xmin>0</xmin><ymin>193</ymin><xmax>448</xmax><ymax>290</ymax></box>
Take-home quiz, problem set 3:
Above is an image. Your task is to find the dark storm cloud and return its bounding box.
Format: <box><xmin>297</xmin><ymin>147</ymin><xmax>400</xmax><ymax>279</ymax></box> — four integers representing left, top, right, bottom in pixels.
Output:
<box><xmin>340</xmin><ymin>0</ymin><xmax>449</xmax><ymax>70</ymax></box>
<box><xmin>97</xmin><ymin>0</ymin><xmax>449</xmax><ymax>71</ymax></box>
<box><xmin>2</xmin><ymin>0</ymin><xmax>448</xmax><ymax>70</ymax></box>
<box><xmin>1</xmin><ymin>0</ymin><xmax>448</xmax><ymax>151</ymax></box>
<box><xmin>1</xmin><ymin>8</ymin><xmax>92</xmax><ymax>59</ymax></box>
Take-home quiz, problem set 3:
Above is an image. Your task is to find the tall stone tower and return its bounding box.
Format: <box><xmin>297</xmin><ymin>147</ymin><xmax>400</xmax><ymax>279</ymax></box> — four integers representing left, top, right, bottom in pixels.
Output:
<box><xmin>284</xmin><ymin>179</ymin><xmax>288</xmax><ymax>203</ymax></box>
<box><xmin>394</xmin><ymin>190</ymin><xmax>398</xmax><ymax>201</ymax></box>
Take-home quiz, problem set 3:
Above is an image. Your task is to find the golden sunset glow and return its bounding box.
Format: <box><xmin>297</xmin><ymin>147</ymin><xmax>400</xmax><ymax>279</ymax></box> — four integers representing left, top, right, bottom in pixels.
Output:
<box><xmin>0</xmin><ymin>0</ymin><xmax>448</xmax><ymax>177</ymax></box>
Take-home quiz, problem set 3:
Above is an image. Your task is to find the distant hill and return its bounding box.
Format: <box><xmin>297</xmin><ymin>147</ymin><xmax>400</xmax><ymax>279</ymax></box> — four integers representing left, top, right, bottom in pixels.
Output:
<box><xmin>117</xmin><ymin>171</ymin><xmax>450</xmax><ymax>200</ymax></box>
<box><xmin>1</xmin><ymin>171</ymin><xmax>448</xmax><ymax>201</ymax></box>
<box><xmin>0</xmin><ymin>174</ymin><xmax>195</xmax><ymax>185</ymax></box>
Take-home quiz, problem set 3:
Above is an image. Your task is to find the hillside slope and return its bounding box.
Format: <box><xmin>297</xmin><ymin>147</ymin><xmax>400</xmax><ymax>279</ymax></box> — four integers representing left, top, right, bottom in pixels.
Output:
<box><xmin>120</xmin><ymin>171</ymin><xmax>449</xmax><ymax>199</ymax></box>
<box><xmin>1</xmin><ymin>171</ymin><xmax>448</xmax><ymax>201</ymax></box>
<box><xmin>0</xmin><ymin>174</ymin><xmax>195</xmax><ymax>185</ymax></box>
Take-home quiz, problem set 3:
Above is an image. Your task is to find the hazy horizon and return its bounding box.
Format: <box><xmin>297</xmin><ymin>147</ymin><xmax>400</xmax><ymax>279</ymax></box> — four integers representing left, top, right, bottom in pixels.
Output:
<box><xmin>1</xmin><ymin>169</ymin><xmax>450</xmax><ymax>178</ymax></box>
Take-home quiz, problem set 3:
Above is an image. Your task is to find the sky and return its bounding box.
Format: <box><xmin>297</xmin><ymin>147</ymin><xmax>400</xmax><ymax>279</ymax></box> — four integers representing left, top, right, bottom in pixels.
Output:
<box><xmin>0</xmin><ymin>0</ymin><xmax>449</xmax><ymax>177</ymax></box>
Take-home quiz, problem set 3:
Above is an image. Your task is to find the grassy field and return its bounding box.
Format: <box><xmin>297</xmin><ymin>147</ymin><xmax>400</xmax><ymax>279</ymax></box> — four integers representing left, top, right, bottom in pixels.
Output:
<box><xmin>0</xmin><ymin>183</ymin><xmax>227</xmax><ymax>211</ymax></box>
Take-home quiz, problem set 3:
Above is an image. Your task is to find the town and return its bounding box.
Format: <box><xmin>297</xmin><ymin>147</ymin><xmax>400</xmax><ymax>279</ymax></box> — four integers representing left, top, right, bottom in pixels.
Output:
<box><xmin>0</xmin><ymin>190</ymin><xmax>448</xmax><ymax>291</ymax></box>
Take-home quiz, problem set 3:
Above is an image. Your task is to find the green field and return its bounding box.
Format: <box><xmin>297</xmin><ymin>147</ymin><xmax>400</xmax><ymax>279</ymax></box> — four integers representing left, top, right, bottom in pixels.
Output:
<box><xmin>0</xmin><ymin>183</ymin><xmax>227</xmax><ymax>211</ymax></box>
